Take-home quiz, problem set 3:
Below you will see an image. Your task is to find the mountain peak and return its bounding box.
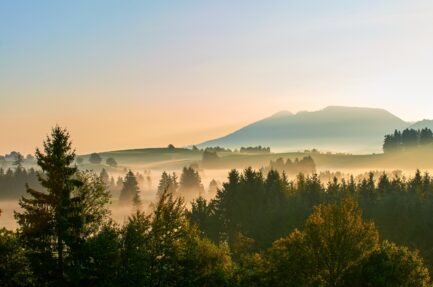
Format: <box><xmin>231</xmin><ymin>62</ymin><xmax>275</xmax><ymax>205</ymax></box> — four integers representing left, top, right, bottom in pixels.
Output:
<box><xmin>198</xmin><ymin>106</ymin><xmax>410</xmax><ymax>153</ymax></box>
<box><xmin>270</xmin><ymin>110</ymin><xmax>293</xmax><ymax>118</ymax></box>
<box><xmin>322</xmin><ymin>105</ymin><xmax>387</xmax><ymax>112</ymax></box>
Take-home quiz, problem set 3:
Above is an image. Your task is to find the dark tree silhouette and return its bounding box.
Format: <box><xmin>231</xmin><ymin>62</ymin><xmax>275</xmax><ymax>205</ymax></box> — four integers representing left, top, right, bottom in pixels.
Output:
<box><xmin>157</xmin><ymin>171</ymin><xmax>178</xmax><ymax>197</ymax></box>
<box><xmin>15</xmin><ymin>126</ymin><xmax>81</xmax><ymax>285</ymax></box>
<box><xmin>179</xmin><ymin>166</ymin><xmax>204</xmax><ymax>202</ymax></box>
<box><xmin>89</xmin><ymin>153</ymin><xmax>102</xmax><ymax>164</ymax></box>
<box><xmin>106</xmin><ymin>157</ymin><xmax>117</xmax><ymax>167</ymax></box>
<box><xmin>383</xmin><ymin>128</ymin><xmax>433</xmax><ymax>152</ymax></box>
<box><xmin>119</xmin><ymin>170</ymin><xmax>140</xmax><ymax>205</ymax></box>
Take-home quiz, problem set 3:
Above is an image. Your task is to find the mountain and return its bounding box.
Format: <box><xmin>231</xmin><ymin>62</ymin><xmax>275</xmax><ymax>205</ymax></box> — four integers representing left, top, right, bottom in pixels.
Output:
<box><xmin>198</xmin><ymin>106</ymin><xmax>426</xmax><ymax>153</ymax></box>
<box><xmin>409</xmin><ymin>120</ymin><xmax>433</xmax><ymax>130</ymax></box>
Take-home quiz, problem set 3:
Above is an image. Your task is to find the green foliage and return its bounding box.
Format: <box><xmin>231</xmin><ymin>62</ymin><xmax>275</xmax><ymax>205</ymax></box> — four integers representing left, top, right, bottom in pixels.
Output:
<box><xmin>72</xmin><ymin>171</ymin><xmax>111</xmax><ymax>237</ymax></box>
<box><xmin>241</xmin><ymin>230</ymin><xmax>310</xmax><ymax>287</ymax></box>
<box><xmin>15</xmin><ymin>126</ymin><xmax>80</xmax><ymax>285</ymax></box>
<box><xmin>14</xmin><ymin>127</ymin><xmax>112</xmax><ymax>286</ymax></box>
<box><xmin>237</xmin><ymin>199</ymin><xmax>431</xmax><ymax>287</ymax></box>
<box><xmin>81</xmin><ymin>223</ymin><xmax>121</xmax><ymax>287</ymax></box>
<box><xmin>120</xmin><ymin>211</ymin><xmax>152</xmax><ymax>286</ymax></box>
<box><xmin>117</xmin><ymin>189</ymin><xmax>233</xmax><ymax>286</ymax></box>
<box><xmin>191</xmin><ymin>167</ymin><xmax>433</xmax><ymax>274</ymax></box>
<box><xmin>181</xmin><ymin>236</ymin><xmax>233</xmax><ymax>287</ymax></box>
<box><xmin>245</xmin><ymin>199</ymin><xmax>378</xmax><ymax>287</ymax></box>
<box><xmin>0</xmin><ymin>228</ymin><xmax>34</xmax><ymax>287</ymax></box>
<box><xmin>301</xmin><ymin>198</ymin><xmax>379</xmax><ymax>286</ymax></box>
<box><xmin>190</xmin><ymin>168</ymin><xmax>290</xmax><ymax>249</ymax></box>
<box><xmin>347</xmin><ymin>241</ymin><xmax>431</xmax><ymax>287</ymax></box>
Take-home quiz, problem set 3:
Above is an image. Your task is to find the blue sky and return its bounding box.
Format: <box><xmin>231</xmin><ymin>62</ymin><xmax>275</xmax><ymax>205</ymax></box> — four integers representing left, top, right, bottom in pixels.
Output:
<box><xmin>1</xmin><ymin>1</ymin><xmax>433</xmax><ymax>153</ymax></box>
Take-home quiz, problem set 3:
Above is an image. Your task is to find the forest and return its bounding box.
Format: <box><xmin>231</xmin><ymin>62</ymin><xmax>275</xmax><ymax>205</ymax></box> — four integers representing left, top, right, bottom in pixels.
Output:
<box><xmin>1</xmin><ymin>127</ymin><xmax>433</xmax><ymax>287</ymax></box>
<box><xmin>383</xmin><ymin>128</ymin><xmax>433</xmax><ymax>152</ymax></box>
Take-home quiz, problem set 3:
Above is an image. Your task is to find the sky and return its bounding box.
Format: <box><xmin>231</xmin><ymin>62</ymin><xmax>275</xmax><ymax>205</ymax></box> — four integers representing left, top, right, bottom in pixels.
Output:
<box><xmin>1</xmin><ymin>0</ymin><xmax>433</xmax><ymax>154</ymax></box>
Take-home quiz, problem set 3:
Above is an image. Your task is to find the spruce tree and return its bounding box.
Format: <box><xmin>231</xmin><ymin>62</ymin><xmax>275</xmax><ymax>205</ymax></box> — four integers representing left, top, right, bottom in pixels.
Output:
<box><xmin>179</xmin><ymin>166</ymin><xmax>204</xmax><ymax>202</ymax></box>
<box><xmin>15</xmin><ymin>126</ymin><xmax>81</xmax><ymax>285</ymax></box>
<box><xmin>157</xmin><ymin>171</ymin><xmax>178</xmax><ymax>197</ymax></box>
<box><xmin>119</xmin><ymin>170</ymin><xmax>140</xmax><ymax>205</ymax></box>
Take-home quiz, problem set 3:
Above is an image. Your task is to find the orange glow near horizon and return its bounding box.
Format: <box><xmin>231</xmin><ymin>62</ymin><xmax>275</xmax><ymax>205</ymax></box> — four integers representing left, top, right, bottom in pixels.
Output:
<box><xmin>1</xmin><ymin>1</ymin><xmax>433</xmax><ymax>154</ymax></box>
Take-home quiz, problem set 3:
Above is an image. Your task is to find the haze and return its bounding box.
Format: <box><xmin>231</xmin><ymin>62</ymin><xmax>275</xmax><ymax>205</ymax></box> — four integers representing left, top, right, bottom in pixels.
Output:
<box><xmin>1</xmin><ymin>0</ymin><xmax>433</xmax><ymax>154</ymax></box>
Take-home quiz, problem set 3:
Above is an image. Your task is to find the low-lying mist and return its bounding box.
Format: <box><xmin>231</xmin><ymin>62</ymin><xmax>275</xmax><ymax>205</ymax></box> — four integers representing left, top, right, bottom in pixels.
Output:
<box><xmin>1</xmin><ymin>164</ymin><xmax>431</xmax><ymax>231</ymax></box>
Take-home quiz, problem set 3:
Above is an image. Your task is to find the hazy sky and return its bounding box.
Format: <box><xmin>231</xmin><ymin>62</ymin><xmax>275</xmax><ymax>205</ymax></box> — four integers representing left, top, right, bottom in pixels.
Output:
<box><xmin>1</xmin><ymin>1</ymin><xmax>433</xmax><ymax>154</ymax></box>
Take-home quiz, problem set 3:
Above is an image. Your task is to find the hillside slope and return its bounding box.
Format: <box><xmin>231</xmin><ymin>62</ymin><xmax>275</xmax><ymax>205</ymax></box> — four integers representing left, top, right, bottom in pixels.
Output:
<box><xmin>198</xmin><ymin>106</ymin><xmax>412</xmax><ymax>153</ymax></box>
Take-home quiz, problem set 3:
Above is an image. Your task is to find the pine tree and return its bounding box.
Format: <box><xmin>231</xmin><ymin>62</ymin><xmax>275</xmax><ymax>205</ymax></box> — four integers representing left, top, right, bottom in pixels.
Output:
<box><xmin>14</xmin><ymin>126</ymin><xmax>81</xmax><ymax>285</ymax></box>
<box><xmin>119</xmin><ymin>170</ymin><xmax>140</xmax><ymax>205</ymax></box>
<box><xmin>157</xmin><ymin>171</ymin><xmax>170</xmax><ymax>197</ymax></box>
<box><xmin>179</xmin><ymin>166</ymin><xmax>204</xmax><ymax>202</ymax></box>
<box><xmin>99</xmin><ymin>168</ymin><xmax>109</xmax><ymax>186</ymax></box>
<box><xmin>157</xmin><ymin>171</ymin><xmax>178</xmax><ymax>197</ymax></box>
<box><xmin>13</xmin><ymin>152</ymin><xmax>24</xmax><ymax>170</ymax></box>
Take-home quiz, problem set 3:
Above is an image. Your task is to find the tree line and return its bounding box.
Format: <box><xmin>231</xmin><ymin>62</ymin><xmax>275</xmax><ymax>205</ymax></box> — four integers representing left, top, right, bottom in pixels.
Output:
<box><xmin>192</xmin><ymin>146</ymin><xmax>271</xmax><ymax>154</ymax></box>
<box><xmin>0</xmin><ymin>167</ymin><xmax>153</xmax><ymax>201</ymax></box>
<box><xmin>1</xmin><ymin>126</ymin><xmax>432</xmax><ymax>286</ymax></box>
<box><xmin>77</xmin><ymin>153</ymin><xmax>118</xmax><ymax>167</ymax></box>
<box><xmin>261</xmin><ymin>156</ymin><xmax>316</xmax><ymax>175</ymax></box>
<box><xmin>0</xmin><ymin>168</ymin><xmax>41</xmax><ymax>199</ymax></box>
<box><xmin>383</xmin><ymin>128</ymin><xmax>433</xmax><ymax>152</ymax></box>
<box><xmin>189</xmin><ymin>167</ymin><xmax>433</xmax><ymax>276</ymax></box>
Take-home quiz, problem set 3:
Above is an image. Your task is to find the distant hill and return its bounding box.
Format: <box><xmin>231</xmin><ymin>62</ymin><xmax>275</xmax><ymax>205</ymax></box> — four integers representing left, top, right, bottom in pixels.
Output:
<box><xmin>409</xmin><ymin>120</ymin><xmax>433</xmax><ymax>130</ymax></box>
<box><xmin>198</xmin><ymin>106</ymin><xmax>431</xmax><ymax>153</ymax></box>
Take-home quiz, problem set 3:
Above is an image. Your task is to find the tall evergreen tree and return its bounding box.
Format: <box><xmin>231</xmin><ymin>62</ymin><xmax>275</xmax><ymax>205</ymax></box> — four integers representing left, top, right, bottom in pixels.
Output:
<box><xmin>420</xmin><ymin>128</ymin><xmax>433</xmax><ymax>145</ymax></box>
<box><xmin>119</xmin><ymin>170</ymin><xmax>140</xmax><ymax>205</ymax></box>
<box><xmin>15</xmin><ymin>126</ymin><xmax>82</xmax><ymax>285</ymax></box>
<box><xmin>157</xmin><ymin>171</ymin><xmax>178</xmax><ymax>197</ymax></box>
<box><xmin>179</xmin><ymin>167</ymin><xmax>204</xmax><ymax>202</ymax></box>
<box><xmin>99</xmin><ymin>168</ymin><xmax>109</xmax><ymax>186</ymax></box>
<box><xmin>13</xmin><ymin>152</ymin><xmax>24</xmax><ymax>170</ymax></box>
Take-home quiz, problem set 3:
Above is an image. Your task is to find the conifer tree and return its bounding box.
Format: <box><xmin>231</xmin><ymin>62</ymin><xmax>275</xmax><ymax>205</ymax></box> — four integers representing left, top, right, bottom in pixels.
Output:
<box><xmin>157</xmin><ymin>171</ymin><xmax>178</xmax><ymax>197</ymax></box>
<box><xmin>13</xmin><ymin>152</ymin><xmax>24</xmax><ymax>170</ymax></box>
<box><xmin>15</xmin><ymin>126</ymin><xmax>81</xmax><ymax>285</ymax></box>
<box><xmin>119</xmin><ymin>170</ymin><xmax>140</xmax><ymax>205</ymax></box>
<box><xmin>99</xmin><ymin>168</ymin><xmax>109</xmax><ymax>186</ymax></box>
<box><xmin>179</xmin><ymin>166</ymin><xmax>204</xmax><ymax>202</ymax></box>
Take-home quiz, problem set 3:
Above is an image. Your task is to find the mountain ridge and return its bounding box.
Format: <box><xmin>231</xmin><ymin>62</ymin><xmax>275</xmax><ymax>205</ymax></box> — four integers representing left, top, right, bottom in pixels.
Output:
<box><xmin>197</xmin><ymin>106</ymin><xmax>432</xmax><ymax>153</ymax></box>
